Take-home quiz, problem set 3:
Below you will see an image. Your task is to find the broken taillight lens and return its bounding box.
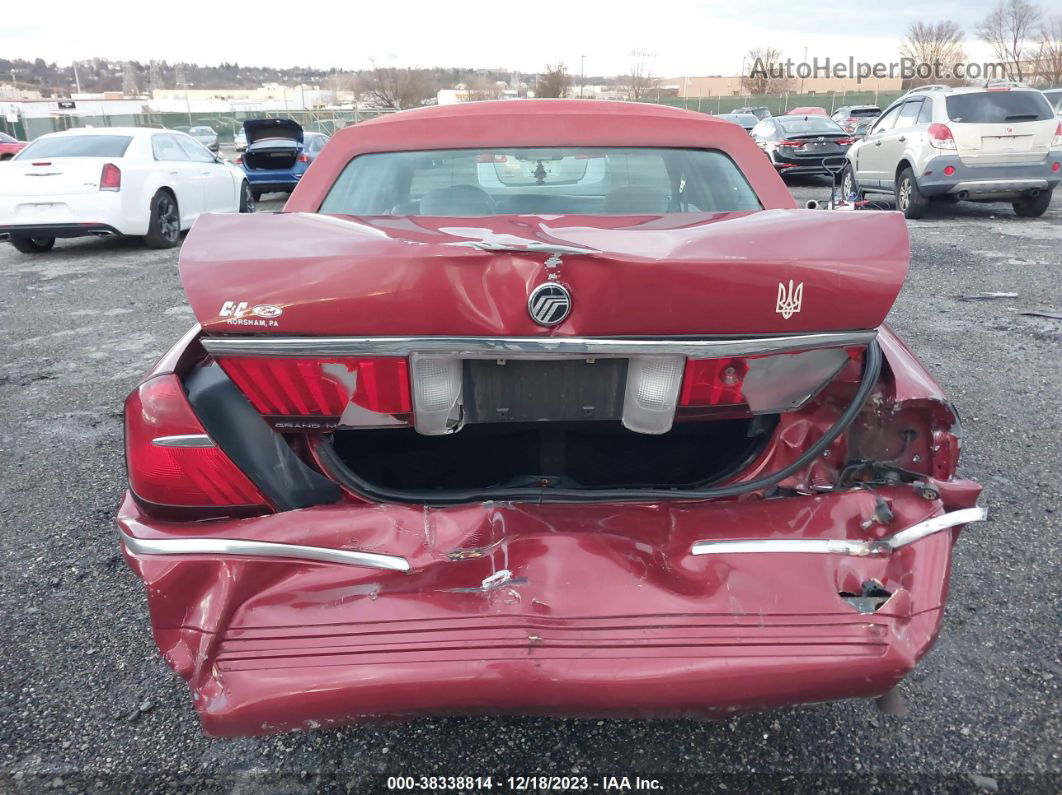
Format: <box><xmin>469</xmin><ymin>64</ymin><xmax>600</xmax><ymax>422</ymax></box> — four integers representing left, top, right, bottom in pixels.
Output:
<box><xmin>124</xmin><ymin>374</ymin><xmax>269</xmax><ymax>514</ymax></box>
<box><xmin>679</xmin><ymin>348</ymin><xmax>853</xmax><ymax>413</ymax></box>
<box><xmin>216</xmin><ymin>356</ymin><xmax>412</xmax><ymax>419</ymax></box>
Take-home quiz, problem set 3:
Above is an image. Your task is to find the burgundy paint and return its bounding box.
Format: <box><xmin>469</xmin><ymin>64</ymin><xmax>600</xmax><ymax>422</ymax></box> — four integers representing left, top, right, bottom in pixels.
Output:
<box><xmin>180</xmin><ymin>209</ymin><xmax>909</xmax><ymax>337</ymax></box>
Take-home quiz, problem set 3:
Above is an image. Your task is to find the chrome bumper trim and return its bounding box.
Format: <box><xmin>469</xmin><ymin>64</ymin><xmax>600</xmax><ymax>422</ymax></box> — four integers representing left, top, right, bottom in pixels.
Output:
<box><xmin>151</xmin><ymin>434</ymin><xmax>214</xmax><ymax>448</ymax></box>
<box><xmin>691</xmin><ymin>506</ymin><xmax>986</xmax><ymax>557</ymax></box>
<box><xmin>119</xmin><ymin>529</ymin><xmax>411</xmax><ymax>572</ymax></box>
<box><xmin>201</xmin><ymin>331</ymin><xmax>876</xmax><ymax>360</ymax></box>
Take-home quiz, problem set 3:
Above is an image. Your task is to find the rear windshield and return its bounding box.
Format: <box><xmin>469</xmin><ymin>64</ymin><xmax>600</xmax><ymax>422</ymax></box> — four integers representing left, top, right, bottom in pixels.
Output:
<box><xmin>190</xmin><ymin>127</ymin><xmax>214</xmax><ymax>135</ymax></box>
<box><xmin>1044</xmin><ymin>90</ymin><xmax>1062</xmax><ymax>113</ymax></box>
<box><xmin>15</xmin><ymin>135</ymin><xmax>132</xmax><ymax>159</ymax></box>
<box><xmin>776</xmin><ymin>118</ymin><xmax>844</xmax><ymax>134</ymax></box>
<box><xmin>847</xmin><ymin>107</ymin><xmax>881</xmax><ymax>117</ymax></box>
<box><xmin>945</xmin><ymin>91</ymin><xmax>1053</xmax><ymax>124</ymax></box>
<box><xmin>319</xmin><ymin>147</ymin><xmax>763</xmax><ymax>216</ymax></box>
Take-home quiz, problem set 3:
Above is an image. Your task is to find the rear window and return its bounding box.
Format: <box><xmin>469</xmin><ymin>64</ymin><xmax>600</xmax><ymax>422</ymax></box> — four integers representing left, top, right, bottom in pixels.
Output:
<box><xmin>945</xmin><ymin>91</ymin><xmax>1053</xmax><ymax>124</ymax></box>
<box><xmin>319</xmin><ymin>147</ymin><xmax>763</xmax><ymax>216</ymax></box>
<box><xmin>15</xmin><ymin>135</ymin><xmax>132</xmax><ymax>159</ymax></box>
<box><xmin>848</xmin><ymin>107</ymin><xmax>881</xmax><ymax>117</ymax></box>
<box><xmin>1044</xmin><ymin>90</ymin><xmax>1062</xmax><ymax>113</ymax></box>
<box><xmin>775</xmin><ymin>118</ymin><xmax>844</xmax><ymax>135</ymax></box>
<box><xmin>0</xmin><ymin>132</ymin><xmax>16</xmax><ymax>143</ymax></box>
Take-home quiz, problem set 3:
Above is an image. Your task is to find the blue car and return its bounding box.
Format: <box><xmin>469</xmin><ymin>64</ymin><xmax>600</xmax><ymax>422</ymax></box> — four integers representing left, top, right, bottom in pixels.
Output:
<box><xmin>237</xmin><ymin>119</ymin><xmax>329</xmax><ymax>200</ymax></box>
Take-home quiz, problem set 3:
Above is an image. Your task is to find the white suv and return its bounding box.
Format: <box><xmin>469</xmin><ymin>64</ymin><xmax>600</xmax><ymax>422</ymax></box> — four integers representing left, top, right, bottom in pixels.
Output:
<box><xmin>841</xmin><ymin>84</ymin><xmax>1061</xmax><ymax>218</ymax></box>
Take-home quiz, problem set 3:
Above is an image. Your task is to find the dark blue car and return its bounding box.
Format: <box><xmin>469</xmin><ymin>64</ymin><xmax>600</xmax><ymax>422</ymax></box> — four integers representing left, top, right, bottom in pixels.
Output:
<box><xmin>237</xmin><ymin>119</ymin><xmax>329</xmax><ymax>200</ymax></box>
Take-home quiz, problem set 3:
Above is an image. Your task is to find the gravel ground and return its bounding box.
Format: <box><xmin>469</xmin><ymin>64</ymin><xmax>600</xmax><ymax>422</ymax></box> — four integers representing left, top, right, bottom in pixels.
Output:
<box><xmin>0</xmin><ymin>175</ymin><xmax>1058</xmax><ymax>794</ymax></box>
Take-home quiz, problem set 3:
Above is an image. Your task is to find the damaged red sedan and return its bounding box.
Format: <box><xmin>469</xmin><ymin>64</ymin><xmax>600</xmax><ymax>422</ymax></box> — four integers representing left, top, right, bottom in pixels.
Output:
<box><xmin>118</xmin><ymin>100</ymin><xmax>985</xmax><ymax>737</ymax></box>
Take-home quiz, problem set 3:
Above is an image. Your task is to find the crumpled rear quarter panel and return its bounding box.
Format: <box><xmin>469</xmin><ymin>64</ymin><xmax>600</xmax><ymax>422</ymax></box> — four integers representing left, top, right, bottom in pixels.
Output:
<box><xmin>118</xmin><ymin>483</ymin><xmax>975</xmax><ymax>737</ymax></box>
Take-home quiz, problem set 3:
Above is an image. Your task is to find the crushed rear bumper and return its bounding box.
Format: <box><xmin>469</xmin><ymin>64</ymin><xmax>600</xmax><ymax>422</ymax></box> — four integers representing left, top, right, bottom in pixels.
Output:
<box><xmin>117</xmin><ymin>479</ymin><xmax>982</xmax><ymax>736</ymax></box>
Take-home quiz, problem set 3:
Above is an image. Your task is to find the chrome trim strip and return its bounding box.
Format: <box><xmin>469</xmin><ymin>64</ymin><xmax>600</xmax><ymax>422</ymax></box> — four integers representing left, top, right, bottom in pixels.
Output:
<box><xmin>119</xmin><ymin>529</ymin><xmax>411</xmax><ymax>572</ymax></box>
<box><xmin>151</xmin><ymin>434</ymin><xmax>215</xmax><ymax>448</ymax></box>
<box><xmin>201</xmin><ymin>331</ymin><xmax>876</xmax><ymax>360</ymax></box>
<box><xmin>690</xmin><ymin>506</ymin><xmax>986</xmax><ymax>557</ymax></box>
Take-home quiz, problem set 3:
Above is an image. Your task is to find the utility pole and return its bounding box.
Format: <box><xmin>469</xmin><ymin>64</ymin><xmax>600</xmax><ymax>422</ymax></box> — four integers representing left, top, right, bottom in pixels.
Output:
<box><xmin>800</xmin><ymin>46</ymin><xmax>808</xmax><ymax>94</ymax></box>
<box><xmin>580</xmin><ymin>55</ymin><xmax>586</xmax><ymax>98</ymax></box>
<box><xmin>73</xmin><ymin>60</ymin><xmax>82</xmax><ymax>94</ymax></box>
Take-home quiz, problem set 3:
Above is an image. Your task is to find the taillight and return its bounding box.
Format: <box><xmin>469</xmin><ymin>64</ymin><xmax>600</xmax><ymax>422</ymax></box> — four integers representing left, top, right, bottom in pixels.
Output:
<box><xmin>775</xmin><ymin>140</ymin><xmax>804</xmax><ymax>148</ymax></box>
<box><xmin>297</xmin><ymin>153</ymin><xmax>310</xmax><ymax>163</ymax></box>
<box><xmin>679</xmin><ymin>348</ymin><xmax>852</xmax><ymax>413</ymax></box>
<box><xmin>928</xmin><ymin>123</ymin><xmax>956</xmax><ymax>150</ymax></box>
<box><xmin>217</xmin><ymin>356</ymin><xmax>412</xmax><ymax>420</ymax></box>
<box><xmin>835</xmin><ymin>137</ymin><xmax>856</xmax><ymax>146</ymax></box>
<box><xmin>235</xmin><ymin>155</ymin><xmax>243</xmax><ymax>165</ymax></box>
<box><xmin>124</xmin><ymin>374</ymin><xmax>268</xmax><ymax>515</ymax></box>
<box><xmin>1052</xmin><ymin>122</ymin><xmax>1061</xmax><ymax>148</ymax></box>
<box><xmin>99</xmin><ymin>163</ymin><xmax>121</xmax><ymax>191</ymax></box>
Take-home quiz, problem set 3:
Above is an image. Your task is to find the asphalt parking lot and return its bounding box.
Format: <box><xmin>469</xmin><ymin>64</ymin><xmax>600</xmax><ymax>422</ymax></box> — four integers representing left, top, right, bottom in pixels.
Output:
<box><xmin>0</xmin><ymin>176</ymin><xmax>1059</xmax><ymax>793</ymax></box>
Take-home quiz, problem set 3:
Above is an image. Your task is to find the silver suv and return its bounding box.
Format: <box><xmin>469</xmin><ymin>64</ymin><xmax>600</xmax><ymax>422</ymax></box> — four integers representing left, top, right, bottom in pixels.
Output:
<box><xmin>842</xmin><ymin>84</ymin><xmax>1061</xmax><ymax>218</ymax></box>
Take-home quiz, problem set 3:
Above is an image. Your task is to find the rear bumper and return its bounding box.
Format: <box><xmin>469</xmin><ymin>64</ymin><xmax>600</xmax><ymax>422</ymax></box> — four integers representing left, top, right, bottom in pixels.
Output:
<box><xmin>0</xmin><ymin>191</ymin><xmax>144</xmax><ymax>235</ymax></box>
<box><xmin>241</xmin><ymin>169</ymin><xmax>303</xmax><ymax>192</ymax></box>
<box><xmin>918</xmin><ymin>153</ymin><xmax>1062</xmax><ymax>197</ymax></box>
<box><xmin>0</xmin><ymin>222</ymin><xmax>122</xmax><ymax>240</ymax></box>
<box><xmin>118</xmin><ymin>481</ymin><xmax>982</xmax><ymax>736</ymax></box>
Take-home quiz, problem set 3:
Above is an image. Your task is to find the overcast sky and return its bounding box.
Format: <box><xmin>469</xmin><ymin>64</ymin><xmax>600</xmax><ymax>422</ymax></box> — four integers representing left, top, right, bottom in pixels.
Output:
<box><xmin>2</xmin><ymin>0</ymin><xmax>1011</xmax><ymax>76</ymax></box>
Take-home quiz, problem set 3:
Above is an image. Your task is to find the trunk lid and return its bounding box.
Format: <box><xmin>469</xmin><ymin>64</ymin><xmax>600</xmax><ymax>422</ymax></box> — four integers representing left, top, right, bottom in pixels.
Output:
<box><xmin>946</xmin><ymin>90</ymin><xmax>1056</xmax><ymax>166</ymax></box>
<box><xmin>243</xmin><ymin>118</ymin><xmax>303</xmax><ymax>146</ymax></box>
<box><xmin>0</xmin><ymin>158</ymin><xmax>113</xmax><ymax>198</ymax></box>
<box><xmin>181</xmin><ymin>209</ymin><xmax>909</xmax><ymax>337</ymax></box>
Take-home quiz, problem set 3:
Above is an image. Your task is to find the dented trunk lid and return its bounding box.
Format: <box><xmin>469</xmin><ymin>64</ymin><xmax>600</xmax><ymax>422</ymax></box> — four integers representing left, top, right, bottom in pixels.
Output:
<box><xmin>180</xmin><ymin>209</ymin><xmax>909</xmax><ymax>337</ymax></box>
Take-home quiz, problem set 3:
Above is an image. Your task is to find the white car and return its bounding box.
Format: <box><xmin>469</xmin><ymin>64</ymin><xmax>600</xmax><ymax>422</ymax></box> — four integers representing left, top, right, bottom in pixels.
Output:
<box><xmin>841</xmin><ymin>83</ymin><xmax>1061</xmax><ymax>219</ymax></box>
<box><xmin>0</xmin><ymin>127</ymin><xmax>254</xmax><ymax>253</ymax></box>
<box><xmin>234</xmin><ymin>130</ymin><xmax>248</xmax><ymax>152</ymax></box>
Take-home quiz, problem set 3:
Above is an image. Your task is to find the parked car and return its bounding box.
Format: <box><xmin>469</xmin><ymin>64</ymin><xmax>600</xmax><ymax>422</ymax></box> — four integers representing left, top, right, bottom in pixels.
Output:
<box><xmin>751</xmin><ymin>114</ymin><xmax>855</xmax><ymax>177</ymax></box>
<box><xmin>0</xmin><ymin>127</ymin><xmax>254</xmax><ymax>252</ymax></box>
<box><xmin>188</xmin><ymin>125</ymin><xmax>220</xmax><ymax>153</ymax></box>
<box><xmin>851</xmin><ymin>118</ymin><xmax>877</xmax><ymax>141</ymax></box>
<box><xmin>731</xmin><ymin>105</ymin><xmax>771</xmax><ymax>120</ymax></box>
<box><xmin>117</xmin><ymin>99</ymin><xmax>984</xmax><ymax>737</ymax></box>
<box><xmin>1044</xmin><ymin>88</ymin><xmax>1062</xmax><ymax>116</ymax></box>
<box><xmin>236</xmin><ymin>119</ymin><xmax>329</xmax><ymax>199</ymax></box>
<box><xmin>713</xmin><ymin>112</ymin><xmax>759</xmax><ymax>131</ymax></box>
<box><xmin>842</xmin><ymin>84</ymin><xmax>1061</xmax><ymax>218</ymax></box>
<box><xmin>830</xmin><ymin>105</ymin><xmax>882</xmax><ymax>134</ymax></box>
<box><xmin>787</xmin><ymin>106</ymin><xmax>828</xmax><ymax>116</ymax></box>
<box><xmin>0</xmin><ymin>131</ymin><xmax>27</xmax><ymax>160</ymax></box>
<box><xmin>234</xmin><ymin>129</ymin><xmax>248</xmax><ymax>152</ymax></box>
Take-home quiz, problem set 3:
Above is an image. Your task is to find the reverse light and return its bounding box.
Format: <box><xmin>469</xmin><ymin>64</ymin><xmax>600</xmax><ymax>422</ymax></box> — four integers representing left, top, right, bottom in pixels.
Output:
<box><xmin>125</xmin><ymin>374</ymin><xmax>268</xmax><ymax>515</ymax></box>
<box><xmin>217</xmin><ymin>356</ymin><xmax>412</xmax><ymax>422</ymax></box>
<box><xmin>622</xmin><ymin>356</ymin><xmax>685</xmax><ymax>434</ymax></box>
<box><xmin>928</xmin><ymin>123</ymin><xmax>956</xmax><ymax>150</ymax></box>
<box><xmin>410</xmin><ymin>355</ymin><xmax>463</xmax><ymax>436</ymax></box>
<box><xmin>99</xmin><ymin>163</ymin><xmax>121</xmax><ymax>191</ymax></box>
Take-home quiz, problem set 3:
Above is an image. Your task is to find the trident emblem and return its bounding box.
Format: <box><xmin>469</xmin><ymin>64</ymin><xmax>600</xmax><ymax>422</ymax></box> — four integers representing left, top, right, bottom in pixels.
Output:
<box><xmin>776</xmin><ymin>280</ymin><xmax>803</xmax><ymax>319</ymax></box>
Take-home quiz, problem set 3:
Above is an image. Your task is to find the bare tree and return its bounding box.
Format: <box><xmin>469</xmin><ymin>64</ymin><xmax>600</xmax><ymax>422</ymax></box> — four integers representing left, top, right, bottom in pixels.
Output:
<box><xmin>625</xmin><ymin>49</ymin><xmax>657</xmax><ymax>100</ymax></box>
<box><xmin>977</xmin><ymin>0</ymin><xmax>1043</xmax><ymax>82</ymax></box>
<box><xmin>741</xmin><ymin>47</ymin><xmax>793</xmax><ymax>95</ymax></box>
<box><xmin>121</xmin><ymin>61</ymin><xmax>139</xmax><ymax>96</ymax></box>
<box><xmin>1034</xmin><ymin>15</ymin><xmax>1062</xmax><ymax>85</ymax></box>
<box><xmin>899</xmin><ymin>21</ymin><xmax>968</xmax><ymax>86</ymax></box>
<box><xmin>465</xmin><ymin>74</ymin><xmax>504</xmax><ymax>101</ymax></box>
<box><xmin>356</xmin><ymin>61</ymin><xmax>436</xmax><ymax>109</ymax></box>
<box><xmin>536</xmin><ymin>63</ymin><xmax>572</xmax><ymax>98</ymax></box>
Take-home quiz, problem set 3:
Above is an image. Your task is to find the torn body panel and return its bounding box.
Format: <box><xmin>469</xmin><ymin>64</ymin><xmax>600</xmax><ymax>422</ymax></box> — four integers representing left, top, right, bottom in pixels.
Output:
<box><xmin>118</xmin><ymin>476</ymin><xmax>980</xmax><ymax>736</ymax></box>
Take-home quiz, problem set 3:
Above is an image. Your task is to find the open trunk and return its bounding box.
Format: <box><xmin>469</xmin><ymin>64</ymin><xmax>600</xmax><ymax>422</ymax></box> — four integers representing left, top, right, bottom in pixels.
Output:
<box><xmin>242</xmin><ymin>142</ymin><xmax>300</xmax><ymax>171</ymax></box>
